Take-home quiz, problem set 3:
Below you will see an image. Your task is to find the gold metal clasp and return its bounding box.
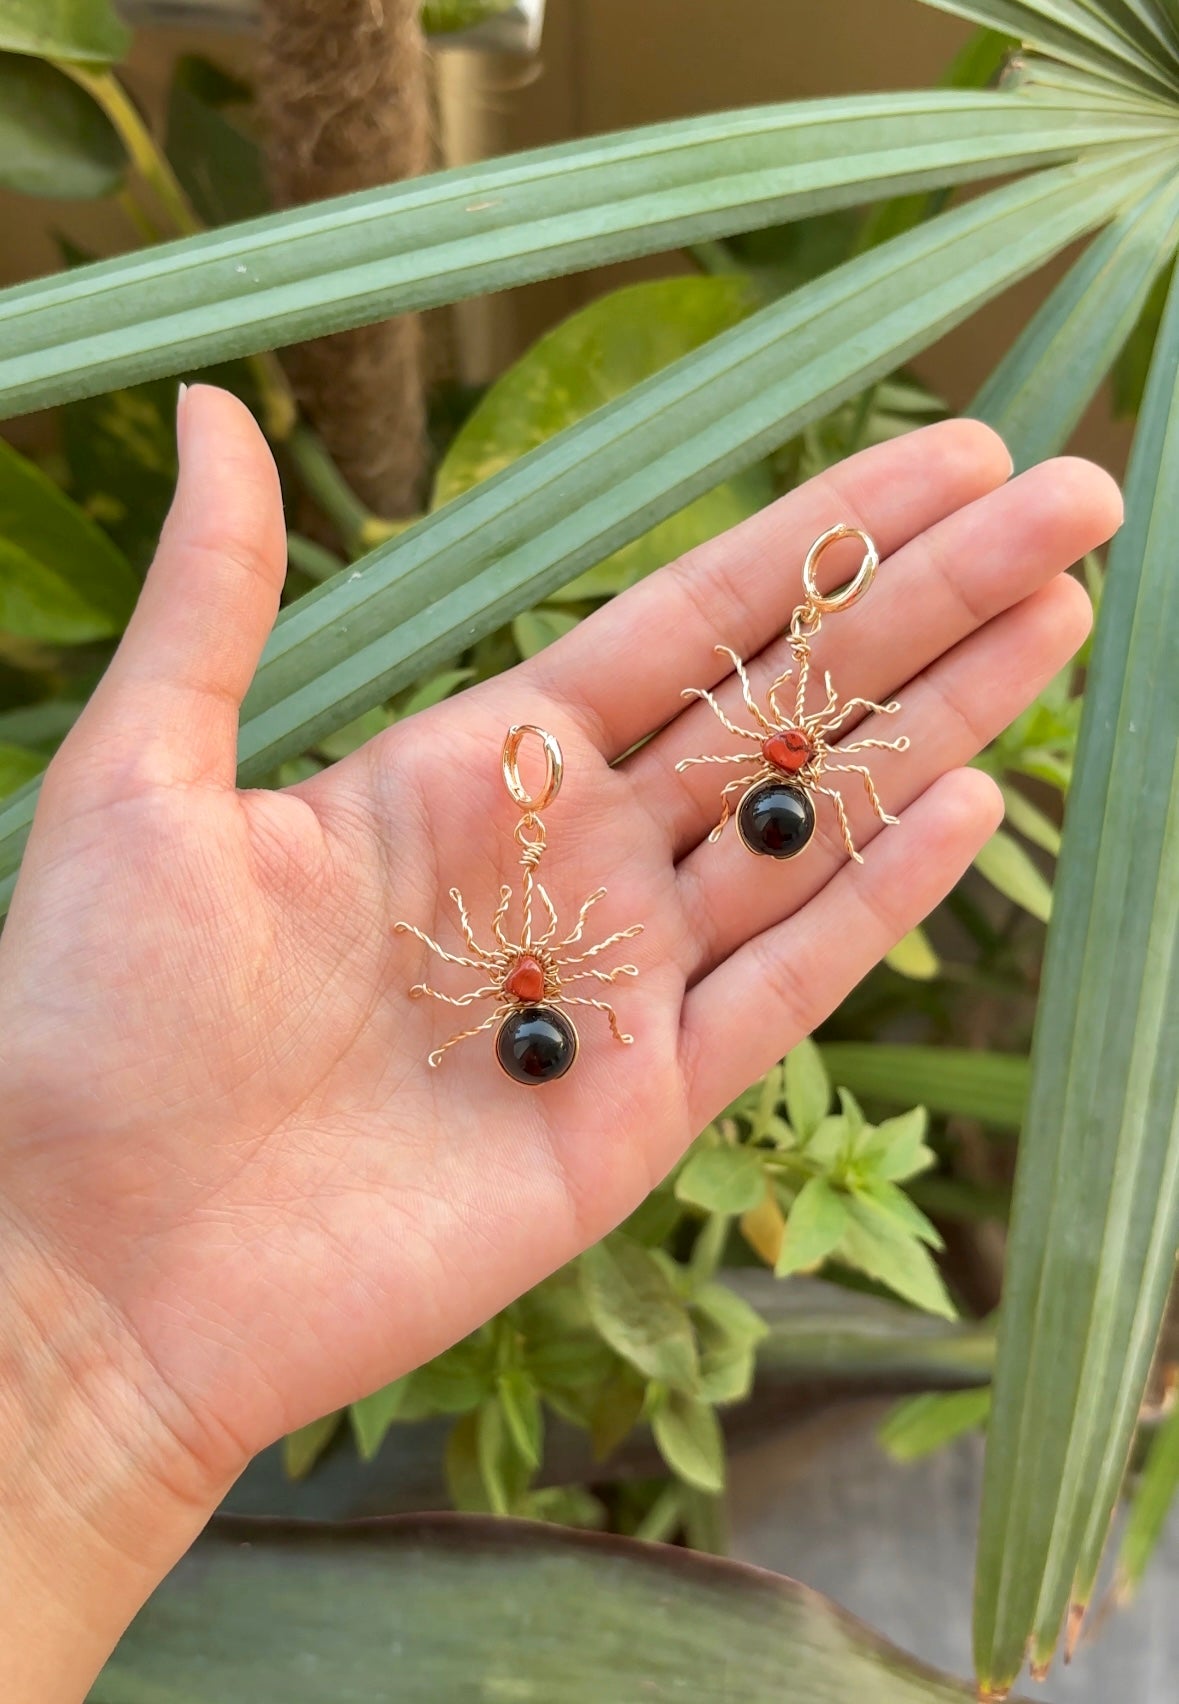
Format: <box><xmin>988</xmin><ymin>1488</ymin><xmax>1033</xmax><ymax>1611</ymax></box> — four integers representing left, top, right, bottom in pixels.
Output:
<box><xmin>502</xmin><ymin>724</ymin><xmax>564</xmax><ymax>814</ymax></box>
<box><xmin>801</xmin><ymin>523</ymin><xmax>879</xmax><ymax>614</ymax></box>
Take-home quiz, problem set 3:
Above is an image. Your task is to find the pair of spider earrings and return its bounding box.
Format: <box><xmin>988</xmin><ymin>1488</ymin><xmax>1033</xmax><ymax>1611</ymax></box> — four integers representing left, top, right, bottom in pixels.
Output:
<box><xmin>396</xmin><ymin>524</ymin><xmax>909</xmax><ymax>1086</ymax></box>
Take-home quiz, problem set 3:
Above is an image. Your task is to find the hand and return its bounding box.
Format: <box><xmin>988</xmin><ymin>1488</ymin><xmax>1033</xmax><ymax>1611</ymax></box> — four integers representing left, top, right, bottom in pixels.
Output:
<box><xmin>0</xmin><ymin>387</ymin><xmax>1120</xmax><ymax>1694</ymax></box>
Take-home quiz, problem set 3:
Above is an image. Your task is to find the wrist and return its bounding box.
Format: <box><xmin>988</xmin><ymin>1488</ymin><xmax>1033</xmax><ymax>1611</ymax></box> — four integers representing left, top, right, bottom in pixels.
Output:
<box><xmin>1</xmin><ymin>1219</ymin><xmax>233</xmax><ymax>1703</ymax></box>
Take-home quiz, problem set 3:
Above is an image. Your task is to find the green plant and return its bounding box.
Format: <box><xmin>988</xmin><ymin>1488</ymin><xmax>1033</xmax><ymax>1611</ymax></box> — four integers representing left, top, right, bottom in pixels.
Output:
<box><xmin>3</xmin><ymin>0</ymin><xmax>1179</xmax><ymax>1697</ymax></box>
<box><xmin>275</xmin><ymin>1042</ymin><xmax>956</xmax><ymax>1526</ymax></box>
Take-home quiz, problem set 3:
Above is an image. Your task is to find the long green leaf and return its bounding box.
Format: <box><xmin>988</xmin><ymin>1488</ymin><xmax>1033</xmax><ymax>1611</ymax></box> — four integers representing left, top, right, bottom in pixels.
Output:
<box><xmin>91</xmin><ymin>1514</ymin><xmax>1033</xmax><ymax>1703</ymax></box>
<box><xmin>973</xmin><ymin>169</ymin><xmax>1179</xmax><ymax>468</ymax></box>
<box><xmin>973</xmin><ymin>234</ymin><xmax>1179</xmax><ymax>1692</ymax></box>
<box><xmin>2</xmin><ymin>141</ymin><xmax>1171</xmax><ymax>911</ymax></box>
<box><xmin>918</xmin><ymin>0</ymin><xmax>1179</xmax><ymax>96</ymax></box>
<box><xmin>821</xmin><ymin>1044</ymin><xmax>1029</xmax><ymax>1131</ymax></box>
<box><xmin>0</xmin><ymin>93</ymin><xmax>1170</xmax><ymax>420</ymax></box>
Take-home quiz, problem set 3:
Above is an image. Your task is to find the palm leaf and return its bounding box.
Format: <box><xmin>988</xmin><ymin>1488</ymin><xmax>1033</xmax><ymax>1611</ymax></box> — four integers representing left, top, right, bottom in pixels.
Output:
<box><xmin>2</xmin><ymin>139</ymin><xmax>1172</xmax><ymax>911</ymax></box>
<box><xmin>90</xmin><ymin>1514</ymin><xmax>1033</xmax><ymax>1703</ymax></box>
<box><xmin>919</xmin><ymin>0</ymin><xmax>1179</xmax><ymax>96</ymax></box>
<box><xmin>973</xmin><ymin>236</ymin><xmax>1179</xmax><ymax>1692</ymax></box>
<box><xmin>973</xmin><ymin>170</ymin><xmax>1179</xmax><ymax>468</ymax></box>
<box><xmin>0</xmin><ymin>93</ymin><xmax>1169</xmax><ymax>419</ymax></box>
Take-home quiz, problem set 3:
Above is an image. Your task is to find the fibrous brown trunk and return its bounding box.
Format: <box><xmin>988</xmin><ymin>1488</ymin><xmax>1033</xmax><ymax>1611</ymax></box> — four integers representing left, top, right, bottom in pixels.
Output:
<box><xmin>257</xmin><ymin>0</ymin><xmax>431</xmax><ymax>518</ymax></box>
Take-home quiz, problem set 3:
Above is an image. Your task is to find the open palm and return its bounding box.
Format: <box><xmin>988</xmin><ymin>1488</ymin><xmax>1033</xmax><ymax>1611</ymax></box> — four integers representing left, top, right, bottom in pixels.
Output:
<box><xmin>0</xmin><ymin>386</ymin><xmax>1119</xmax><ymax>1501</ymax></box>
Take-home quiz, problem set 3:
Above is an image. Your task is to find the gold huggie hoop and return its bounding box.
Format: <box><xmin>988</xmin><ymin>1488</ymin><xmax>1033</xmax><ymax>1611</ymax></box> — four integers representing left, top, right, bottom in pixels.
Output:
<box><xmin>801</xmin><ymin>523</ymin><xmax>879</xmax><ymax>614</ymax></box>
<box><xmin>502</xmin><ymin>724</ymin><xmax>564</xmax><ymax>813</ymax></box>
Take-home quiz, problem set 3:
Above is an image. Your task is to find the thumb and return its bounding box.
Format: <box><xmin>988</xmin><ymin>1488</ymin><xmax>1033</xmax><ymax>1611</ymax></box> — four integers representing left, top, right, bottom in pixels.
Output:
<box><xmin>70</xmin><ymin>383</ymin><xmax>287</xmax><ymax>793</ymax></box>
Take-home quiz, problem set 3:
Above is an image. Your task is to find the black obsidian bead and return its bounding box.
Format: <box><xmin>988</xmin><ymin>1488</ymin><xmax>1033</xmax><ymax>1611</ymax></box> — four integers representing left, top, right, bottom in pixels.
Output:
<box><xmin>496</xmin><ymin>1004</ymin><xmax>579</xmax><ymax>1085</ymax></box>
<box><xmin>737</xmin><ymin>780</ymin><xmax>816</xmax><ymax>859</ymax></box>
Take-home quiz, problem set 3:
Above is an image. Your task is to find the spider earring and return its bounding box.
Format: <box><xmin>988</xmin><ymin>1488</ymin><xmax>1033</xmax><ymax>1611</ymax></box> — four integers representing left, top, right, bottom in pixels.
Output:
<box><xmin>394</xmin><ymin>725</ymin><xmax>643</xmax><ymax>1084</ymax></box>
<box><xmin>675</xmin><ymin>523</ymin><xmax>909</xmax><ymax>863</ymax></box>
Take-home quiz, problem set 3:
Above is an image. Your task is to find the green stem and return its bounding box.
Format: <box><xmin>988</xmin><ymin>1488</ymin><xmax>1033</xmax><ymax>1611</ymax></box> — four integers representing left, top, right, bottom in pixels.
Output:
<box><xmin>58</xmin><ymin>62</ymin><xmax>194</xmax><ymax>234</ymax></box>
<box><xmin>682</xmin><ymin>1486</ymin><xmax>729</xmax><ymax>1556</ymax></box>
<box><xmin>114</xmin><ymin>185</ymin><xmax>161</xmax><ymax>246</ymax></box>
<box><xmin>632</xmin><ymin>1482</ymin><xmax>683</xmax><ymax>1546</ymax></box>
<box><xmin>687</xmin><ymin>238</ymin><xmax>740</xmax><ymax>275</ymax></box>
<box><xmin>690</xmin><ymin>1213</ymin><xmax>731</xmax><ymax>1283</ymax></box>
<box><xmin>286</xmin><ymin>533</ymin><xmax>348</xmax><ymax>584</ymax></box>
<box><xmin>285</xmin><ymin>425</ymin><xmax>374</xmax><ymax>555</ymax></box>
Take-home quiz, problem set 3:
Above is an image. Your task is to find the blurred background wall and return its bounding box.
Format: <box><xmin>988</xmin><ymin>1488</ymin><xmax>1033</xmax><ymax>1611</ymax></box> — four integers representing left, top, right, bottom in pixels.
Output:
<box><xmin>0</xmin><ymin>0</ymin><xmax>1133</xmax><ymax>470</ymax></box>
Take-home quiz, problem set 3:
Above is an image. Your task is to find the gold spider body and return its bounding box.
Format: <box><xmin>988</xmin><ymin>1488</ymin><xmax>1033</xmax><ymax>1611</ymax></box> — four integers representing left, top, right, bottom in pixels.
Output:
<box><xmin>394</xmin><ymin>876</ymin><xmax>642</xmax><ymax>1077</ymax></box>
<box><xmin>676</xmin><ymin>645</ymin><xmax>909</xmax><ymax>863</ymax></box>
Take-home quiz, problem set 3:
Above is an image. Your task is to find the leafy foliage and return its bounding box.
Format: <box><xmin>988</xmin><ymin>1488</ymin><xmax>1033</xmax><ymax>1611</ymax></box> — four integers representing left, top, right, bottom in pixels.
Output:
<box><xmin>0</xmin><ymin>436</ymin><xmax>137</xmax><ymax>644</ymax></box>
<box><xmin>0</xmin><ymin>0</ymin><xmax>129</xmax><ymax>63</ymax></box>
<box><xmin>0</xmin><ymin>51</ymin><xmax>123</xmax><ymax>198</ymax></box>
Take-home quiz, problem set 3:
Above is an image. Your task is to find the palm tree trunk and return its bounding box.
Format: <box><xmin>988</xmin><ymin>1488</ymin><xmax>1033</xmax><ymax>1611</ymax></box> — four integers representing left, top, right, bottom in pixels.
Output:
<box><xmin>257</xmin><ymin>0</ymin><xmax>431</xmax><ymax>518</ymax></box>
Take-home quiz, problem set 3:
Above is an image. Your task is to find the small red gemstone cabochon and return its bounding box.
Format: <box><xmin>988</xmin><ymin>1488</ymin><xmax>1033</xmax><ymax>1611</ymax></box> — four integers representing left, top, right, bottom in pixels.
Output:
<box><xmin>763</xmin><ymin>728</ymin><xmax>812</xmax><ymax>774</ymax></box>
<box><xmin>505</xmin><ymin>955</ymin><xmax>546</xmax><ymax>1003</ymax></box>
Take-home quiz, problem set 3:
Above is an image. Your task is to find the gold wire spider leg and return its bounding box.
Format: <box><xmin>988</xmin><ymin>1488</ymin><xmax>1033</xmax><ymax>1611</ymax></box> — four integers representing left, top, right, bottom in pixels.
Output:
<box><xmin>411</xmin><ymin>982</ymin><xmax>501</xmax><ymax>1008</ymax></box>
<box><xmin>815</xmin><ymin>784</ymin><xmax>863</xmax><ymax>864</ymax></box>
<box><xmin>824</xmin><ymin>695</ymin><xmax>902</xmax><ymax>732</ymax></box>
<box><xmin>427</xmin><ymin>1005</ymin><xmax>511</xmax><ymax>1069</ymax></box>
<box><xmin>490</xmin><ymin>884</ymin><xmax>514</xmax><ymax>951</ymax></box>
<box><xmin>838</xmin><ymin>735</ymin><xmax>911</xmax><ymax>755</ymax></box>
<box><xmin>393</xmin><ymin>920</ymin><xmax>486</xmax><ymax>971</ymax></box>
<box><xmin>557</xmin><ymin>886</ymin><xmax>607</xmax><ymax>948</ymax></box>
<box><xmin>706</xmin><ymin>768</ymin><xmax>766</xmax><ymax>841</ymax></box>
<box><xmin>560</xmin><ymin>923</ymin><xmax>644</xmax><ymax>965</ymax></box>
<box><xmin>534</xmin><ymin>882</ymin><xmax>560</xmax><ymax>946</ymax></box>
<box><xmin>448</xmin><ymin>886</ymin><xmax>500</xmax><ymax>961</ymax></box>
<box><xmin>679</xmin><ymin>683</ymin><xmax>762</xmax><ymax>743</ymax></box>
<box><xmin>562</xmin><ymin>995</ymin><xmax>634</xmax><ymax>1045</ymax></box>
<box><xmin>825</xmin><ymin>762</ymin><xmax>899</xmax><ymax>825</ymax></box>
<box><xmin>715</xmin><ymin>645</ymin><xmax>776</xmax><ymax>735</ymax></box>
<box><xmin>675</xmin><ymin>751</ymin><xmax>759</xmax><ymax>774</ymax></box>
<box><xmin>767</xmin><ymin>668</ymin><xmax>794</xmax><ymax>723</ymax></box>
<box><xmin>563</xmin><ymin>963</ymin><xmax>640</xmax><ymax>986</ymax></box>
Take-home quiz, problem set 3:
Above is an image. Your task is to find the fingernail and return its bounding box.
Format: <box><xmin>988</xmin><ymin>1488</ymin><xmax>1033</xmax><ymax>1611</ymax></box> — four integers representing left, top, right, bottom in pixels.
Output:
<box><xmin>176</xmin><ymin>381</ymin><xmax>189</xmax><ymax>452</ymax></box>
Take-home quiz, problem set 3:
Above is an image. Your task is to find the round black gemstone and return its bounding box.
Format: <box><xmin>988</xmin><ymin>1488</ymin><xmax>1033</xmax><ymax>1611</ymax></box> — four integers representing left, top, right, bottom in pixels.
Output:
<box><xmin>737</xmin><ymin>780</ymin><xmax>816</xmax><ymax>859</ymax></box>
<box><xmin>496</xmin><ymin>1004</ymin><xmax>579</xmax><ymax>1085</ymax></box>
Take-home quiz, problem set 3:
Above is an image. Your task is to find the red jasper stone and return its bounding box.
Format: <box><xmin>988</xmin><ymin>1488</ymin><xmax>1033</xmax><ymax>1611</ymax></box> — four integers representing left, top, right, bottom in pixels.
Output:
<box><xmin>505</xmin><ymin>954</ymin><xmax>546</xmax><ymax>1003</ymax></box>
<box><xmin>763</xmin><ymin>728</ymin><xmax>812</xmax><ymax>774</ymax></box>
